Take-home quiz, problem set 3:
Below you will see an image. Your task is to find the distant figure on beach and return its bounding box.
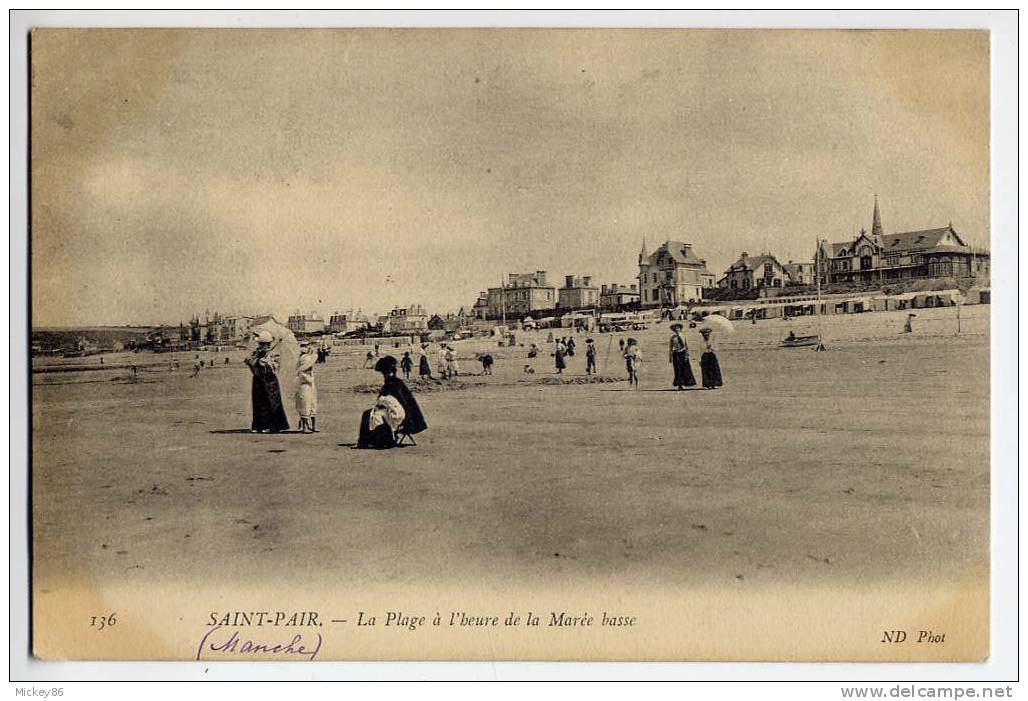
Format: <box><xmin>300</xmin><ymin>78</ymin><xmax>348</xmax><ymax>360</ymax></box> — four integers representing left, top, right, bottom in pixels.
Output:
<box><xmin>554</xmin><ymin>338</ymin><xmax>567</xmax><ymax>374</ymax></box>
<box><xmin>444</xmin><ymin>345</ymin><xmax>460</xmax><ymax>379</ymax></box>
<box><xmin>225</xmin><ymin>356</ymin><xmax>230</xmax><ymax>364</ymax></box>
<box><xmin>668</xmin><ymin>323</ymin><xmax>696</xmax><ymax>391</ymax></box>
<box><xmin>585</xmin><ymin>338</ymin><xmax>597</xmax><ymax>374</ymax></box>
<box><xmin>479</xmin><ymin>353</ymin><xmax>494</xmax><ymax>375</ymax></box>
<box><xmin>418</xmin><ymin>344</ymin><xmax>433</xmax><ymax>379</ymax></box>
<box><xmin>374</xmin><ymin>343</ymin><xmax>380</xmax><ymax>357</ymax></box>
<box><xmin>191</xmin><ymin>356</ymin><xmax>203</xmax><ymax>378</ymax></box>
<box><xmin>903</xmin><ymin>313</ymin><xmax>917</xmax><ymax>334</ymax></box>
<box><xmin>699</xmin><ymin>329</ymin><xmax>723</xmax><ymax>390</ymax></box>
<box><xmin>618</xmin><ymin>338</ymin><xmax>625</xmax><ymax>353</ymax></box>
<box><xmin>296</xmin><ymin>344</ymin><xmax>319</xmax><ymax>434</ymax></box>
<box><xmin>244</xmin><ymin>331</ymin><xmax>289</xmax><ymax>433</ymax></box>
<box><xmin>527</xmin><ymin>343</ymin><xmax>539</xmax><ymax>358</ymax></box>
<box><xmin>99</xmin><ymin>355</ymin><xmax>104</xmax><ymax>365</ymax></box>
<box><xmin>131</xmin><ymin>364</ymin><xmax>138</xmax><ymax>379</ymax></box>
<box><xmin>546</xmin><ymin>331</ymin><xmax>554</xmax><ymax>343</ymax></box>
<box><xmin>566</xmin><ymin>337</ymin><xmax>576</xmax><ymax>357</ymax></box>
<box><xmin>523</xmin><ymin>364</ymin><xmax>535</xmax><ymax>374</ymax></box>
<box><xmin>355</xmin><ymin>355</ymin><xmax>427</xmax><ymax>449</ymax></box>
<box><xmin>364</xmin><ymin>350</ymin><xmax>375</xmax><ymax>368</ymax></box>
<box><xmin>437</xmin><ymin>345</ymin><xmax>448</xmax><ymax>377</ymax></box>
<box><xmin>624</xmin><ymin>337</ymin><xmax>641</xmax><ymax>389</ymax></box>
<box><xmin>400</xmin><ymin>351</ymin><xmax>413</xmax><ymax>379</ymax></box>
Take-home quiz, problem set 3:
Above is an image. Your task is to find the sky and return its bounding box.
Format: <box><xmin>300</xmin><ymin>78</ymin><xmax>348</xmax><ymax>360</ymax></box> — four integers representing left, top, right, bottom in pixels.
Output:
<box><xmin>30</xmin><ymin>29</ymin><xmax>989</xmax><ymax>327</ymax></box>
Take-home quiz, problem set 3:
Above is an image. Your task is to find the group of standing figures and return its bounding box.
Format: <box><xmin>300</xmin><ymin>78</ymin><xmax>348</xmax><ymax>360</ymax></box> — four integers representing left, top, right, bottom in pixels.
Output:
<box><xmin>245</xmin><ymin>332</ymin><xmax>427</xmax><ymax>449</ymax></box>
<box><xmin>620</xmin><ymin>324</ymin><xmax>723</xmax><ymax>391</ymax></box>
<box><xmin>243</xmin><ymin>325</ymin><xmax>724</xmax><ymax>447</ymax></box>
<box><xmin>553</xmin><ymin>336</ymin><xmax>599</xmax><ymax>375</ymax></box>
<box><xmin>667</xmin><ymin>323</ymin><xmax>723</xmax><ymax>391</ymax></box>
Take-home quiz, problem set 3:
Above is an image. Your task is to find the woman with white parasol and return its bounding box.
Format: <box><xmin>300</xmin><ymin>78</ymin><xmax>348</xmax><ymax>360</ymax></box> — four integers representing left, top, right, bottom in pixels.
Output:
<box><xmin>697</xmin><ymin>314</ymin><xmax>732</xmax><ymax>390</ymax></box>
<box><xmin>245</xmin><ymin>319</ymin><xmax>301</xmax><ymax>430</ymax></box>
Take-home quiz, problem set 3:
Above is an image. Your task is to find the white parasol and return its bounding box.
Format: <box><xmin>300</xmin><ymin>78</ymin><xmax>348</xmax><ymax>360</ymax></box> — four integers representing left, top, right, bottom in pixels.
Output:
<box><xmin>698</xmin><ymin>314</ymin><xmax>734</xmax><ymax>334</ymax></box>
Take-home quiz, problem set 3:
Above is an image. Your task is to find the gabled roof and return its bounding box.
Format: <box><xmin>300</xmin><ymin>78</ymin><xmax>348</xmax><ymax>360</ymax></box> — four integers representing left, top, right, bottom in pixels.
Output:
<box><xmin>881</xmin><ymin>227</ymin><xmax>965</xmax><ymax>252</ymax></box>
<box><xmin>822</xmin><ymin>241</ymin><xmax>852</xmax><ymax>257</ymax></box>
<box><xmin>724</xmin><ymin>253</ymin><xmax>782</xmax><ymax>275</ymax></box>
<box><xmin>645</xmin><ymin>240</ymin><xmax>706</xmax><ymax>266</ymax></box>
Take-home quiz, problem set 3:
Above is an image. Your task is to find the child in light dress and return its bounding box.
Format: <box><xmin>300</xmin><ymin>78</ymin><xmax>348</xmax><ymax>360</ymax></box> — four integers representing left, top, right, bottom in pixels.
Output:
<box><xmin>296</xmin><ymin>345</ymin><xmax>319</xmax><ymax>433</ymax></box>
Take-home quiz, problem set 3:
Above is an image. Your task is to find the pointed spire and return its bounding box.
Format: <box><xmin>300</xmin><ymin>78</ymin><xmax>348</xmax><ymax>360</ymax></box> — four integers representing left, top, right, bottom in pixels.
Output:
<box><xmin>872</xmin><ymin>193</ymin><xmax>883</xmax><ymax>239</ymax></box>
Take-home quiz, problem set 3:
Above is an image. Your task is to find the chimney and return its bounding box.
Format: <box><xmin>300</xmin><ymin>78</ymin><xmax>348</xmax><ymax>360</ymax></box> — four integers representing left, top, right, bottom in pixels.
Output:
<box><xmin>630</xmin><ymin>284</ymin><xmax>637</xmax><ymax>291</ymax></box>
<box><xmin>583</xmin><ymin>276</ymin><xmax>592</xmax><ymax>287</ymax></box>
<box><xmin>536</xmin><ymin>271</ymin><xmax>547</xmax><ymax>286</ymax></box>
<box><xmin>565</xmin><ymin>274</ymin><xmax>574</xmax><ymax>288</ymax></box>
<box><xmin>601</xmin><ymin>284</ymin><xmax>608</xmax><ymax>294</ymax></box>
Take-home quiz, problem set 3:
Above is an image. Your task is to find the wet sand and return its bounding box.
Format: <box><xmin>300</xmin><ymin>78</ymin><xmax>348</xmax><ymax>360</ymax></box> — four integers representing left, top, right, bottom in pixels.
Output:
<box><xmin>31</xmin><ymin>305</ymin><xmax>989</xmax><ymax>596</ymax></box>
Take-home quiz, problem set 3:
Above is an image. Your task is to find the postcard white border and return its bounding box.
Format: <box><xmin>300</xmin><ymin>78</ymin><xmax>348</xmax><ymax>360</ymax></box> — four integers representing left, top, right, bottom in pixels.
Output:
<box><xmin>7</xmin><ymin>9</ymin><xmax>1019</xmax><ymax>684</ymax></box>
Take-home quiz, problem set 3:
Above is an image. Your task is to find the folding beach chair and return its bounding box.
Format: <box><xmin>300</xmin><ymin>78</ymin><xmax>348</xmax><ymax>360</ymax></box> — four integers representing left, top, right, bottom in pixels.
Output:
<box><xmin>395</xmin><ymin>425</ymin><xmax>417</xmax><ymax>447</ymax></box>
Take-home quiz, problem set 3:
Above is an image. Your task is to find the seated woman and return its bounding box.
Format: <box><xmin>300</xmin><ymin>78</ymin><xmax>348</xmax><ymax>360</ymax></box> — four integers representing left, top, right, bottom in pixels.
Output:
<box><xmin>356</xmin><ymin>355</ymin><xmax>428</xmax><ymax>449</ymax></box>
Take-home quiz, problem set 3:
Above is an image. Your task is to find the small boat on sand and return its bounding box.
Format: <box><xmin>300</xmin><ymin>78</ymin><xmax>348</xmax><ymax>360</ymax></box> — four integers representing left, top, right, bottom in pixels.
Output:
<box><xmin>780</xmin><ymin>333</ymin><xmax>820</xmax><ymax>348</ymax></box>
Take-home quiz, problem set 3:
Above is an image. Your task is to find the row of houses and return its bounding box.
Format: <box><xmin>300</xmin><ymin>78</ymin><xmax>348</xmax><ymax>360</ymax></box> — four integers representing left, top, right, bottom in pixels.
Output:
<box><xmin>470</xmin><ymin>272</ymin><xmax>647</xmax><ymax>320</ymax></box>
<box><xmin>181</xmin><ymin>198</ymin><xmax>990</xmax><ymax>332</ymax></box>
<box><xmin>467</xmin><ymin>197</ymin><xmax>989</xmax><ymax>320</ymax></box>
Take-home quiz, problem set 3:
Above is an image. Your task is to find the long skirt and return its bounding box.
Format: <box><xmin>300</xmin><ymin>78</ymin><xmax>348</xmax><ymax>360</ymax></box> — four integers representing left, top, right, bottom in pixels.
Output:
<box><xmin>252</xmin><ymin>375</ymin><xmax>290</xmax><ymax>432</ymax></box>
<box><xmin>555</xmin><ymin>351</ymin><xmax>566</xmax><ymax>370</ymax></box>
<box><xmin>419</xmin><ymin>356</ymin><xmax>432</xmax><ymax>377</ymax></box>
<box><xmin>700</xmin><ymin>351</ymin><xmax>723</xmax><ymax>389</ymax></box>
<box><xmin>356</xmin><ymin>408</ymin><xmax>396</xmax><ymax>449</ymax></box>
<box><xmin>671</xmin><ymin>350</ymin><xmax>696</xmax><ymax>388</ymax></box>
<box><xmin>296</xmin><ymin>381</ymin><xmax>317</xmax><ymax>418</ymax></box>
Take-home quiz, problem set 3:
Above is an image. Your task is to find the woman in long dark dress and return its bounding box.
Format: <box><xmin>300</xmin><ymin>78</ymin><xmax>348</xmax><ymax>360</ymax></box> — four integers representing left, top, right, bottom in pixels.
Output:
<box><xmin>554</xmin><ymin>339</ymin><xmax>567</xmax><ymax>374</ymax></box>
<box><xmin>418</xmin><ymin>344</ymin><xmax>433</xmax><ymax>379</ymax></box>
<box><xmin>245</xmin><ymin>335</ymin><xmax>290</xmax><ymax>433</ymax></box>
<box><xmin>356</xmin><ymin>355</ymin><xmax>428</xmax><ymax>449</ymax></box>
<box><xmin>699</xmin><ymin>328</ymin><xmax>723</xmax><ymax>390</ymax></box>
<box><xmin>668</xmin><ymin>323</ymin><xmax>696</xmax><ymax>390</ymax></box>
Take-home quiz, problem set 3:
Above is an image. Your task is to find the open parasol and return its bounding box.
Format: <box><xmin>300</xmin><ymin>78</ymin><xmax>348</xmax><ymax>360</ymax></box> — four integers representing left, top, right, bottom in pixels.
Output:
<box><xmin>698</xmin><ymin>314</ymin><xmax>734</xmax><ymax>334</ymax></box>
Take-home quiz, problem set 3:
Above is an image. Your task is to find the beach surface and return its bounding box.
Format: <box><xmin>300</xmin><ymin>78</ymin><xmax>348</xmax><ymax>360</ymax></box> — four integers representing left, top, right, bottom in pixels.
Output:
<box><xmin>32</xmin><ymin>305</ymin><xmax>989</xmax><ymax>597</ymax></box>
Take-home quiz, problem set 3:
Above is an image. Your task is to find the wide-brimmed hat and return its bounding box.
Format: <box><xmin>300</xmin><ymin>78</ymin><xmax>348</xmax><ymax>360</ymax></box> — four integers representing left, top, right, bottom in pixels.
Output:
<box><xmin>255</xmin><ymin>330</ymin><xmax>273</xmax><ymax>344</ymax></box>
<box><xmin>699</xmin><ymin>328</ymin><xmax>713</xmax><ymax>338</ymax></box>
<box><xmin>373</xmin><ymin>355</ymin><xmax>398</xmax><ymax>373</ymax></box>
<box><xmin>670</xmin><ymin>323</ymin><xmax>683</xmax><ymax>332</ymax></box>
<box><xmin>585</xmin><ymin>338</ymin><xmax>594</xmax><ymax>343</ymax></box>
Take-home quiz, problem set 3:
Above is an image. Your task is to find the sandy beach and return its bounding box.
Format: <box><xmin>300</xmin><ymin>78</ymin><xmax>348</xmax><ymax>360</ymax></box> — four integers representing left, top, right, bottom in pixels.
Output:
<box><xmin>32</xmin><ymin>305</ymin><xmax>989</xmax><ymax>596</ymax></box>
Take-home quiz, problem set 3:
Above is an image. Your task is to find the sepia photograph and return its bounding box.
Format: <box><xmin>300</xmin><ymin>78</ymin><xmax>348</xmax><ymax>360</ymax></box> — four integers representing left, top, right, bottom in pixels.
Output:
<box><xmin>17</xmin><ymin>15</ymin><xmax>1014</xmax><ymax>672</ymax></box>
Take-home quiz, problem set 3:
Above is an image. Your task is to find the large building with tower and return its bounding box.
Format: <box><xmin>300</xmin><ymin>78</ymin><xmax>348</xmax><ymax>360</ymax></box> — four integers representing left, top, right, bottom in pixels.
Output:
<box><xmin>816</xmin><ymin>196</ymin><xmax>990</xmax><ymax>286</ymax></box>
